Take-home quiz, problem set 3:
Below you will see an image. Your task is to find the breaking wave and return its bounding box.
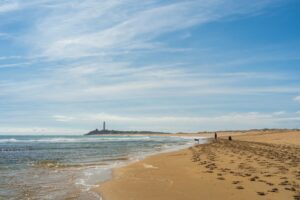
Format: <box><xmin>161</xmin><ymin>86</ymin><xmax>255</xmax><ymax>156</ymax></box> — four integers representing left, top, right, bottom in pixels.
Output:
<box><xmin>0</xmin><ymin>136</ymin><xmax>152</xmax><ymax>143</ymax></box>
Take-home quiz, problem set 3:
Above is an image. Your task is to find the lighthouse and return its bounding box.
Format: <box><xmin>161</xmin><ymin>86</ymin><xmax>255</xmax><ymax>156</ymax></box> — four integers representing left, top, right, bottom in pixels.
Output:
<box><xmin>103</xmin><ymin>121</ymin><xmax>106</xmax><ymax>131</ymax></box>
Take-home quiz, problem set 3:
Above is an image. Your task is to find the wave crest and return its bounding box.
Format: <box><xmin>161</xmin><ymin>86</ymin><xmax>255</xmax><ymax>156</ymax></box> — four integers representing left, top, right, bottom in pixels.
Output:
<box><xmin>0</xmin><ymin>136</ymin><xmax>152</xmax><ymax>143</ymax></box>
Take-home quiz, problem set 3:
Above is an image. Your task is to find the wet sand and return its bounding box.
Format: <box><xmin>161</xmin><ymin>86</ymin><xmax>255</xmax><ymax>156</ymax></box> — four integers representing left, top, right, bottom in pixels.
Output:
<box><xmin>95</xmin><ymin>130</ymin><xmax>300</xmax><ymax>200</ymax></box>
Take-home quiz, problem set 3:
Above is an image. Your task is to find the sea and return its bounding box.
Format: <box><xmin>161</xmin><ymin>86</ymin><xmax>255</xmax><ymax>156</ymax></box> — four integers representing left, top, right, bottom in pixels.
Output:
<box><xmin>0</xmin><ymin>135</ymin><xmax>206</xmax><ymax>200</ymax></box>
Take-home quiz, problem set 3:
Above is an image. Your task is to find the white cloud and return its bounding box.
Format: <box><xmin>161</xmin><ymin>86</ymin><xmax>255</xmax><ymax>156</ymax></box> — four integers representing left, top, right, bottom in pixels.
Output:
<box><xmin>0</xmin><ymin>127</ymin><xmax>84</xmax><ymax>135</ymax></box>
<box><xmin>273</xmin><ymin>111</ymin><xmax>286</xmax><ymax>116</ymax></box>
<box><xmin>52</xmin><ymin>115</ymin><xmax>75</xmax><ymax>122</ymax></box>
<box><xmin>0</xmin><ymin>2</ymin><xmax>20</xmax><ymax>13</ymax></box>
<box><xmin>180</xmin><ymin>32</ymin><xmax>191</xmax><ymax>39</ymax></box>
<box><xmin>0</xmin><ymin>55</ymin><xmax>23</xmax><ymax>60</ymax></box>
<box><xmin>0</xmin><ymin>62</ymin><xmax>32</xmax><ymax>68</ymax></box>
<box><xmin>0</xmin><ymin>32</ymin><xmax>11</xmax><ymax>40</ymax></box>
<box><xmin>294</xmin><ymin>96</ymin><xmax>300</xmax><ymax>102</ymax></box>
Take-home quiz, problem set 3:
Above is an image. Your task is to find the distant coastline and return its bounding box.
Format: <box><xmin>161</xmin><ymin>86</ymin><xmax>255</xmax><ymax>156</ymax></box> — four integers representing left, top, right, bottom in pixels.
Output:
<box><xmin>85</xmin><ymin>125</ymin><xmax>299</xmax><ymax>136</ymax></box>
<box><xmin>85</xmin><ymin>121</ymin><xmax>170</xmax><ymax>135</ymax></box>
<box><xmin>85</xmin><ymin>129</ymin><xmax>170</xmax><ymax>135</ymax></box>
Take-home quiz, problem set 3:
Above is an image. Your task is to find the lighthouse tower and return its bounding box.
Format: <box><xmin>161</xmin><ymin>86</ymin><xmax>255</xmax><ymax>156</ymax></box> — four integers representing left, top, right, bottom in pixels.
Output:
<box><xmin>103</xmin><ymin>121</ymin><xmax>106</xmax><ymax>131</ymax></box>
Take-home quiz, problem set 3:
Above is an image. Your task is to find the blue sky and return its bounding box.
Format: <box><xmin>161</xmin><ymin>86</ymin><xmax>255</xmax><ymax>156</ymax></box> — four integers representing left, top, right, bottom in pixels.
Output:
<box><xmin>0</xmin><ymin>0</ymin><xmax>300</xmax><ymax>134</ymax></box>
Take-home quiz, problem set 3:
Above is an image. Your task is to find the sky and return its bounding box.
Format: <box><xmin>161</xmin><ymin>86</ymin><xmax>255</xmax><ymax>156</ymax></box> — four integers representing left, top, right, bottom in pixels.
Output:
<box><xmin>0</xmin><ymin>0</ymin><xmax>300</xmax><ymax>135</ymax></box>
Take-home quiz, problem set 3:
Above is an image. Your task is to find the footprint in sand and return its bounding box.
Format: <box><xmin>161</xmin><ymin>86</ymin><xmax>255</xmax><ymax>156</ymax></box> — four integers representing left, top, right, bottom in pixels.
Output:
<box><xmin>258</xmin><ymin>179</ymin><xmax>266</xmax><ymax>183</ymax></box>
<box><xmin>294</xmin><ymin>195</ymin><xmax>300</xmax><ymax>200</ymax></box>
<box><xmin>236</xmin><ymin>186</ymin><xmax>244</xmax><ymax>190</ymax></box>
<box><xmin>285</xmin><ymin>187</ymin><xmax>296</xmax><ymax>192</ymax></box>
<box><xmin>268</xmin><ymin>188</ymin><xmax>278</xmax><ymax>193</ymax></box>
<box><xmin>266</xmin><ymin>182</ymin><xmax>274</xmax><ymax>186</ymax></box>
<box><xmin>232</xmin><ymin>181</ymin><xmax>240</xmax><ymax>184</ymax></box>
<box><xmin>279</xmin><ymin>180</ymin><xmax>290</xmax><ymax>186</ymax></box>
<box><xmin>257</xmin><ymin>192</ymin><xmax>266</xmax><ymax>196</ymax></box>
<box><xmin>264</xmin><ymin>174</ymin><xmax>272</xmax><ymax>177</ymax></box>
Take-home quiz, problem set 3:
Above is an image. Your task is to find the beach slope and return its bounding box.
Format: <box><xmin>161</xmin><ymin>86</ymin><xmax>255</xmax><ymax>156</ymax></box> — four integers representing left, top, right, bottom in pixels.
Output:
<box><xmin>95</xmin><ymin>131</ymin><xmax>300</xmax><ymax>200</ymax></box>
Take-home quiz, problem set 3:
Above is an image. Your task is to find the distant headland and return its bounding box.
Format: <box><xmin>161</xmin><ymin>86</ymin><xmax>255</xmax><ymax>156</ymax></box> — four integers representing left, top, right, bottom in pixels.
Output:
<box><xmin>85</xmin><ymin>121</ymin><xmax>169</xmax><ymax>135</ymax></box>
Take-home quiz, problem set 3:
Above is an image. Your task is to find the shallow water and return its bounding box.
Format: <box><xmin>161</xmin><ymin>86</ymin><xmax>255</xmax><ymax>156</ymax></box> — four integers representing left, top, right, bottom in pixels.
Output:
<box><xmin>0</xmin><ymin>135</ymin><xmax>205</xmax><ymax>200</ymax></box>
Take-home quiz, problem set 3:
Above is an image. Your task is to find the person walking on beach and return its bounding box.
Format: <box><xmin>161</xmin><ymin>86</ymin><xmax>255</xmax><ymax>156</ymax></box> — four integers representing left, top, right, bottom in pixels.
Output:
<box><xmin>214</xmin><ymin>132</ymin><xmax>217</xmax><ymax>140</ymax></box>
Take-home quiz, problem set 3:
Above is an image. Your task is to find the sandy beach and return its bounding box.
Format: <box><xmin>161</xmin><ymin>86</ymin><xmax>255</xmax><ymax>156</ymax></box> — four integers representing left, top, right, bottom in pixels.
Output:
<box><xmin>95</xmin><ymin>130</ymin><xmax>300</xmax><ymax>200</ymax></box>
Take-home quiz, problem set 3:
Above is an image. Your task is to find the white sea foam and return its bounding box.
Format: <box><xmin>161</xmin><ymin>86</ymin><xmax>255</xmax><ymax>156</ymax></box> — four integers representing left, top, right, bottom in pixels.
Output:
<box><xmin>0</xmin><ymin>138</ymin><xmax>18</xmax><ymax>143</ymax></box>
<box><xmin>0</xmin><ymin>136</ymin><xmax>152</xmax><ymax>143</ymax></box>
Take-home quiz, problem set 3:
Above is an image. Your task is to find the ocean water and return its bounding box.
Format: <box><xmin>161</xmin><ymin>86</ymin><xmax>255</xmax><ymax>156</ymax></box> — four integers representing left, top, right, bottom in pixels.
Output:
<box><xmin>0</xmin><ymin>135</ymin><xmax>206</xmax><ymax>200</ymax></box>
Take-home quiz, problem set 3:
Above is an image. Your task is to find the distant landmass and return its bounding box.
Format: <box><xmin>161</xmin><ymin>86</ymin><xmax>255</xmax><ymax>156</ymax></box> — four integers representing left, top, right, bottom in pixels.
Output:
<box><xmin>85</xmin><ymin>121</ymin><xmax>169</xmax><ymax>135</ymax></box>
<box><xmin>85</xmin><ymin>129</ymin><xmax>169</xmax><ymax>135</ymax></box>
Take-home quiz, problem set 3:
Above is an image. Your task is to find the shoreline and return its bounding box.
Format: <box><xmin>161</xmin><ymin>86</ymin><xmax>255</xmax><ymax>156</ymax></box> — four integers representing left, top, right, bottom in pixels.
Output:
<box><xmin>89</xmin><ymin>135</ymin><xmax>207</xmax><ymax>199</ymax></box>
<box><xmin>94</xmin><ymin>130</ymin><xmax>300</xmax><ymax>200</ymax></box>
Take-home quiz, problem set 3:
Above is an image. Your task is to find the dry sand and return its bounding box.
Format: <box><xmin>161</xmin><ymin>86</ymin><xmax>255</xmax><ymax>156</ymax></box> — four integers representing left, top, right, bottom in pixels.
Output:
<box><xmin>95</xmin><ymin>130</ymin><xmax>300</xmax><ymax>200</ymax></box>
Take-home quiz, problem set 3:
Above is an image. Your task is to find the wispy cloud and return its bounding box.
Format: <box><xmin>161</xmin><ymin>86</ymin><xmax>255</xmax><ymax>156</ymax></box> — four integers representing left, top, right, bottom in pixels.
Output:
<box><xmin>0</xmin><ymin>62</ymin><xmax>32</xmax><ymax>68</ymax></box>
<box><xmin>294</xmin><ymin>96</ymin><xmax>300</xmax><ymax>102</ymax></box>
<box><xmin>52</xmin><ymin>115</ymin><xmax>75</xmax><ymax>122</ymax></box>
<box><xmin>2</xmin><ymin>60</ymin><xmax>298</xmax><ymax>103</ymax></box>
<box><xmin>0</xmin><ymin>2</ymin><xmax>20</xmax><ymax>14</ymax></box>
<box><xmin>0</xmin><ymin>55</ymin><xmax>23</xmax><ymax>60</ymax></box>
<box><xmin>0</xmin><ymin>126</ymin><xmax>85</xmax><ymax>135</ymax></box>
<box><xmin>19</xmin><ymin>0</ymin><xmax>281</xmax><ymax>59</ymax></box>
